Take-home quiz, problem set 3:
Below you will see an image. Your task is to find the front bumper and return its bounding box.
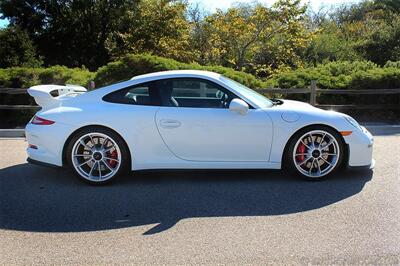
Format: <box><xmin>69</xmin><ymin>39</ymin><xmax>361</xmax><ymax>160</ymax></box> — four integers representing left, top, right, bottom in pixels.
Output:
<box><xmin>348</xmin><ymin>159</ymin><xmax>375</xmax><ymax>171</ymax></box>
<box><xmin>345</xmin><ymin>126</ymin><xmax>374</xmax><ymax>168</ymax></box>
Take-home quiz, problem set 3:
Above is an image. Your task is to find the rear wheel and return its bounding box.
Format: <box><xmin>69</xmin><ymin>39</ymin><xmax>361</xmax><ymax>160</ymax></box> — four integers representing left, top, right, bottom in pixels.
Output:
<box><xmin>286</xmin><ymin>126</ymin><xmax>344</xmax><ymax>180</ymax></box>
<box><xmin>66</xmin><ymin>127</ymin><xmax>129</xmax><ymax>184</ymax></box>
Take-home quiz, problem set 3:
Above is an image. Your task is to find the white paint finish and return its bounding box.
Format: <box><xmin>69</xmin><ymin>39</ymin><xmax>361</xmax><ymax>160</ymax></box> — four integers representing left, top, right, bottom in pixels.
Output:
<box><xmin>344</xmin><ymin>126</ymin><xmax>374</xmax><ymax>166</ymax></box>
<box><xmin>155</xmin><ymin>107</ymin><xmax>273</xmax><ymax>162</ymax></box>
<box><xmin>228</xmin><ymin>98</ymin><xmax>249</xmax><ymax>115</ymax></box>
<box><xmin>281</xmin><ymin>111</ymin><xmax>300</xmax><ymax>122</ymax></box>
<box><xmin>25</xmin><ymin>70</ymin><xmax>374</xmax><ymax>171</ymax></box>
<box><xmin>28</xmin><ymin>84</ymin><xmax>86</xmax><ymax>107</ymax></box>
<box><xmin>25</xmin><ymin>121</ymin><xmax>75</xmax><ymax>166</ymax></box>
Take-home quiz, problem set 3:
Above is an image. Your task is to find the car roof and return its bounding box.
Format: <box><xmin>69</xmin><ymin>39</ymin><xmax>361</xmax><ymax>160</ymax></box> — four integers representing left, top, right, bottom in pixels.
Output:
<box><xmin>76</xmin><ymin>69</ymin><xmax>264</xmax><ymax>109</ymax></box>
<box><xmin>130</xmin><ymin>70</ymin><xmax>222</xmax><ymax>82</ymax></box>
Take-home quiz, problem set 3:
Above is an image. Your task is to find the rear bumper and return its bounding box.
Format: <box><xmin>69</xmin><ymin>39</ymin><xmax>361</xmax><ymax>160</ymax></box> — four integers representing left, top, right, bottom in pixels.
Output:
<box><xmin>27</xmin><ymin>157</ymin><xmax>60</xmax><ymax>168</ymax></box>
<box><xmin>25</xmin><ymin>122</ymin><xmax>73</xmax><ymax>167</ymax></box>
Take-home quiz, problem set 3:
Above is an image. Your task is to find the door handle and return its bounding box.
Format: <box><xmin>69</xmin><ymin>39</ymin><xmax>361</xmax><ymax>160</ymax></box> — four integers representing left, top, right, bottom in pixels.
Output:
<box><xmin>159</xmin><ymin>119</ymin><xmax>182</xmax><ymax>128</ymax></box>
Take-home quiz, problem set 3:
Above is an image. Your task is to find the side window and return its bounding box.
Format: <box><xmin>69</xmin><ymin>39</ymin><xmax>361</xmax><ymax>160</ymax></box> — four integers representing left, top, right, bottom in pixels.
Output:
<box><xmin>157</xmin><ymin>78</ymin><xmax>236</xmax><ymax>108</ymax></box>
<box><xmin>103</xmin><ymin>82</ymin><xmax>161</xmax><ymax>106</ymax></box>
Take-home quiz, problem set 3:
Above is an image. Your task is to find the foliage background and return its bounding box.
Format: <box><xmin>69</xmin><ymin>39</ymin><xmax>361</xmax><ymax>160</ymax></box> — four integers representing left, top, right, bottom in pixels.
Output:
<box><xmin>2</xmin><ymin>0</ymin><xmax>400</xmax><ymax>73</ymax></box>
<box><xmin>0</xmin><ymin>0</ymin><xmax>399</xmax><ymax>126</ymax></box>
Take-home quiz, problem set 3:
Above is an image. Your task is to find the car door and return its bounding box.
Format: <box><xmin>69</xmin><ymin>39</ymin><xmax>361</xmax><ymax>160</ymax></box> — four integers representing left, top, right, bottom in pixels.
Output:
<box><xmin>155</xmin><ymin>78</ymin><xmax>273</xmax><ymax>162</ymax></box>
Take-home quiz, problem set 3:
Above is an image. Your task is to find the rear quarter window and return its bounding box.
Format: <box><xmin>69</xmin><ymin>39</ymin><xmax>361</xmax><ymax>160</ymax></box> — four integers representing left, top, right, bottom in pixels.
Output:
<box><xmin>102</xmin><ymin>82</ymin><xmax>161</xmax><ymax>106</ymax></box>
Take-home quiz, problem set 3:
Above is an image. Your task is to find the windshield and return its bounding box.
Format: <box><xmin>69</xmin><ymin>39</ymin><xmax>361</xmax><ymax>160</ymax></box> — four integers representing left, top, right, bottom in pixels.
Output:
<box><xmin>220</xmin><ymin>76</ymin><xmax>273</xmax><ymax>108</ymax></box>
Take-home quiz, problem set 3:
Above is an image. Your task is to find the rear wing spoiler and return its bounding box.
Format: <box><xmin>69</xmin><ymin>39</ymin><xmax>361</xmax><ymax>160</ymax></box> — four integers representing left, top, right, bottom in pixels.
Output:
<box><xmin>27</xmin><ymin>84</ymin><xmax>87</xmax><ymax>107</ymax></box>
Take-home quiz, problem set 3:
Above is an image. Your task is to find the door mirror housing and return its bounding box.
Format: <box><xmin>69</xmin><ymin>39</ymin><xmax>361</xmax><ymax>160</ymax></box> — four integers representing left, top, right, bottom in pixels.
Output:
<box><xmin>229</xmin><ymin>98</ymin><xmax>249</xmax><ymax>115</ymax></box>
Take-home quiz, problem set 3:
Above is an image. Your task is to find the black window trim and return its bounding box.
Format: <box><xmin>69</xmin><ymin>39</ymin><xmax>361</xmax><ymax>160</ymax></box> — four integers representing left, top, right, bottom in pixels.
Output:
<box><xmin>102</xmin><ymin>77</ymin><xmax>255</xmax><ymax>109</ymax></box>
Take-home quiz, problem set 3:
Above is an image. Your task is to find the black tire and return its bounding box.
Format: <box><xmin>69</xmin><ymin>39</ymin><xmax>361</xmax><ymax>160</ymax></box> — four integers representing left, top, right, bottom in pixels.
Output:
<box><xmin>284</xmin><ymin>125</ymin><xmax>345</xmax><ymax>181</ymax></box>
<box><xmin>66</xmin><ymin>126</ymin><xmax>130</xmax><ymax>185</ymax></box>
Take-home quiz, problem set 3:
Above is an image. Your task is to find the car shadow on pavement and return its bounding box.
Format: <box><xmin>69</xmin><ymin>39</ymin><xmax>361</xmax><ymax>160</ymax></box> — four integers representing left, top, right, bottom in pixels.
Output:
<box><xmin>0</xmin><ymin>163</ymin><xmax>372</xmax><ymax>235</ymax></box>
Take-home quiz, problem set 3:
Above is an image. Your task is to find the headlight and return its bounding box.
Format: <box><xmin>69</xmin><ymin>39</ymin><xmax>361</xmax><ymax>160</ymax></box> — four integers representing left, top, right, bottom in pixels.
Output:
<box><xmin>344</xmin><ymin>116</ymin><xmax>362</xmax><ymax>131</ymax></box>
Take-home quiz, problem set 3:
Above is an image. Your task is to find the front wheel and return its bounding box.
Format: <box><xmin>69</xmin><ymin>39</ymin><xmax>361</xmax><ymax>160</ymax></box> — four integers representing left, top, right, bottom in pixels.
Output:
<box><xmin>286</xmin><ymin>126</ymin><xmax>345</xmax><ymax>180</ymax></box>
<box><xmin>66</xmin><ymin>127</ymin><xmax>130</xmax><ymax>184</ymax></box>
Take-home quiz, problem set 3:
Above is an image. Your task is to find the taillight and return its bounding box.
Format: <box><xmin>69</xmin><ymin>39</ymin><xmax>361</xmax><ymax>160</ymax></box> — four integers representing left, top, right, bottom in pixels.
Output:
<box><xmin>31</xmin><ymin>115</ymin><xmax>55</xmax><ymax>125</ymax></box>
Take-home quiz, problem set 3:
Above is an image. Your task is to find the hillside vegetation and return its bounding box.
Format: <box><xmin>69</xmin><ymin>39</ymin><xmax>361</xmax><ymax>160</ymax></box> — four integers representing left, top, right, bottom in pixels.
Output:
<box><xmin>1</xmin><ymin>0</ymin><xmax>399</xmax><ymax>126</ymax></box>
<box><xmin>1</xmin><ymin>54</ymin><xmax>400</xmax><ymax>92</ymax></box>
<box><xmin>1</xmin><ymin>54</ymin><xmax>399</xmax><ymax>128</ymax></box>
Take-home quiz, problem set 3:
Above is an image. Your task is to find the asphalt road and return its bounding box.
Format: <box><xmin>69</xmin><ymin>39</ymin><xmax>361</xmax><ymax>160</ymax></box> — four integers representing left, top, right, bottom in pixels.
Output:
<box><xmin>0</xmin><ymin>127</ymin><xmax>399</xmax><ymax>265</ymax></box>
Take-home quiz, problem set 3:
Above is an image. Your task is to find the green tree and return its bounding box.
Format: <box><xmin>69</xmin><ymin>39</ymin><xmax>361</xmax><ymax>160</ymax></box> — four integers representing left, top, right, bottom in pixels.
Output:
<box><xmin>0</xmin><ymin>26</ymin><xmax>42</xmax><ymax>68</ymax></box>
<box><xmin>316</xmin><ymin>0</ymin><xmax>400</xmax><ymax>65</ymax></box>
<box><xmin>355</xmin><ymin>14</ymin><xmax>400</xmax><ymax>65</ymax></box>
<box><xmin>0</xmin><ymin>0</ymin><xmax>138</xmax><ymax>70</ymax></box>
<box><xmin>105</xmin><ymin>0</ymin><xmax>193</xmax><ymax>63</ymax></box>
<box><xmin>304</xmin><ymin>21</ymin><xmax>364</xmax><ymax>65</ymax></box>
<box><xmin>204</xmin><ymin>4</ymin><xmax>264</xmax><ymax>68</ymax></box>
<box><xmin>252</xmin><ymin>0</ymin><xmax>312</xmax><ymax>74</ymax></box>
<box><xmin>191</xmin><ymin>0</ymin><xmax>311</xmax><ymax>77</ymax></box>
<box><xmin>187</xmin><ymin>3</ymin><xmax>214</xmax><ymax>65</ymax></box>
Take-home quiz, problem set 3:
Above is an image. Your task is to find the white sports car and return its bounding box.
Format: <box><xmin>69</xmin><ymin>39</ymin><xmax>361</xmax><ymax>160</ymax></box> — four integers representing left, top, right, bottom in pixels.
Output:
<box><xmin>25</xmin><ymin>70</ymin><xmax>374</xmax><ymax>184</ymax></box>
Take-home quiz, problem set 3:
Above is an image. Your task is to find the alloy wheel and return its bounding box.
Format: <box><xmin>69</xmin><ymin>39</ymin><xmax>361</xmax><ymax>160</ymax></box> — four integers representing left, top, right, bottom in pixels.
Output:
<box><xmin>292</xmin><ymin>130</ymin><xmax>340</xmax><ymax>178</ymax></box>
<box><xmin>71</xmin><ymin>132</ymin><xmax>121</xmax><ymax>182</ymax></box>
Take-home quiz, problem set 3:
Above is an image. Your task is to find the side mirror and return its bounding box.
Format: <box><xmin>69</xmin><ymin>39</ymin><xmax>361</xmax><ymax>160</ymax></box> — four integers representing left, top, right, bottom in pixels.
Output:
<box><xmin>229</xmin><ymin>98</ymin><xmax>249</xmax><ymax>115</ymax></box>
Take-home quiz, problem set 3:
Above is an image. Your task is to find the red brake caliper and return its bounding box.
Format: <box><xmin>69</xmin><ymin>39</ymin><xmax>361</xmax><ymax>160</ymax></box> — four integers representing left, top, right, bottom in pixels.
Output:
<box><xmin>296</xmin><ymin>142</ymin><xmax>306</xmax><ymax>162</ymax></box>
<box><xmin>108</xmin><ymin>150</ymin><xmax>118</xmax><ymax>168</ymax></box>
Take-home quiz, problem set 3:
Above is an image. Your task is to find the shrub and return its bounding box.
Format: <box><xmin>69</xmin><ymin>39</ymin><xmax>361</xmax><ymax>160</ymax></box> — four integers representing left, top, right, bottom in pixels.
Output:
<box><xmin>265</xmin><ymin>61</ymin><xmax>400</xmax><ymax>113</ymax></box>
<box><xmin>0</xmin><ymin>66</ymin><xmax>94</xmax><ymax>88</ymax></box>
<box><xmin>94</xmin><ymin>53</ymin><xmax>265</xmax><ymax>88</ymax></box>
<box><xmin>384</xmin><ymin>61</ymin><xmax>400</xmax><ymax>68</ymax></box>
<box><xmin>266</xmin><ymin>60</ymin><xmax>400</xmax><ymax>90</ymax></box>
